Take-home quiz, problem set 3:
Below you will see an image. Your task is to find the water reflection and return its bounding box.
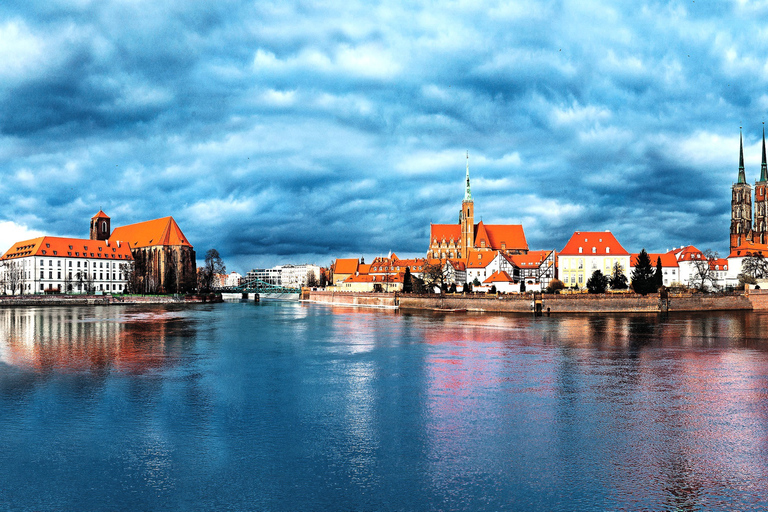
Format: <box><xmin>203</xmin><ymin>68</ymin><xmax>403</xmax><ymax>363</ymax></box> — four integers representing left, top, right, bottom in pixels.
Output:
<box><xmin>1</xmin><ymin>304</ymin><xmax>768</xmax><ymax>511</ymax></box>
<box><xmin>0</xmin><ymin>306</ymin><xmax>197</xmax><ymax>374</ymax></box>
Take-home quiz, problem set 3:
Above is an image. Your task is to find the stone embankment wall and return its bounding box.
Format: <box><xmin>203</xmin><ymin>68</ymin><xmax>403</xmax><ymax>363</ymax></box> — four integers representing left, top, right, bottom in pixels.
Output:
<box><xmin>305</xmin><ymin>291</ymin><xmax>397</xmax><ymax>308</ymax></box>
<box><xmin>746</xmin><ymin>289</ymin><xmax>768</xmax><ymax>310</ymax></box>
<box><xmin>308</xmin><ymin>290</ymin><xmax>755</xmax><ymax>313</ymax></box>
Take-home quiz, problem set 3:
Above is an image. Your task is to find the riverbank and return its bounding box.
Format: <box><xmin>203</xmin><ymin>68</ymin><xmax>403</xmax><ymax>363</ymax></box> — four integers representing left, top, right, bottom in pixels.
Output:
<box><xmin>0</xmin><ymin>294</ymin><xmax>222</xmax><ymax>307</ymax></box>
<box><xmin>305</xmin><ymin>289</ymin><xmax>768</xmax><ymax>313</ymax></box>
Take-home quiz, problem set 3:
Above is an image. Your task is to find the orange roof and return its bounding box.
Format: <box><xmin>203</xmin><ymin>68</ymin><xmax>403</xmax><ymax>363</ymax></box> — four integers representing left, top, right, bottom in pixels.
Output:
<box><xmin>333</xmin><ymin>258</ymin><xmax>359</xmax><ymax>275</ymax></box>
<box><xmin>1</xmin><ymin>236</ymin><xmax>133</xmax><ymax>261</ymax></box>
<box><xmin>560</xmin><ymin>231</ymin><xmax>629</xmax><ymax>256</ymax></box>
<box><xmin>466</xmin><ymin>250</ymin><xmax>499</xmax><ymax>268</ymax></box>
<box><xmin>110</xmin><ymin>217</ymin><xmax>192</xmax><ymax>249</ymax></box>
<box><xmin>728</xmin><ymin>241</ymin><xmax>768</xmax><ymax>258</ymax></box>
<box><xmin>507</xmin><ymin>250</ymin><xmax>554</xmax><ymax>268</ymax></box>
<box><xmin>357</xmin><ymin>264</ymin><xmax>372</xmax><ymax>275</ymax></box>
<box><xmin>670</xmin><ymin>245</ymin><xmax>704</xmax><ymax>261</ymax></box>
<box><xmin>483</xmin><ymin>270</ymin><xmax>515</xmax><ymax>284</ymax></box>
<box><xmin>481</xmin><ymin>224</ymin><xmax>528</xmax><ymax>251</ymax></box>
<box><xmin>91</xmin><ymin>210</ymin><xmax>110</xmax><ymax>219</ymax></box>
<box><xmin>429</xmin><ymin>224</ymin><xmax>461</xmax><ymax>242</ymax></box>
<box><xmin>343</xmin><ymin>273</ymin><xmax>404</xmax><ymax>283</ymax></box>
<box><xmin>630</xmin><ymin>253</ymin><xmax>679</xmax><ymax>268</ymax></box>
<box><xmin>474</xmin><ymin>221</ymin><xmax>491</xmax><ymax>248</ymax></box>
<box><xmin>446</xmin><ymin>259</ymin><xmax>466</xmax><ymax>271</ymax></box>
<box><xmin>709</xmin><ymin>258</ymin><xmax>728</xmax><ymax>271</ymax></box>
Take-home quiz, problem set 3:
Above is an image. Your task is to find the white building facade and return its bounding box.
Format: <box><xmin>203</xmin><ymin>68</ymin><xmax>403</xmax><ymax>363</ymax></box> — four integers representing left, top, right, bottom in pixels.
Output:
<box><xmin>1</xmin><ymin>237</ymin><xmax>134</xmax><ymax>295</ymax></box>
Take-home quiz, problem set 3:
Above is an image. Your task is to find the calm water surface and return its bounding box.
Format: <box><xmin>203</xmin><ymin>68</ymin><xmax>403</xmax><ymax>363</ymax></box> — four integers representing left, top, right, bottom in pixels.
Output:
<box><xmin>1</xmin><ymin>302</ymin><xmax>768</xmax><ymax>511</ymax></box>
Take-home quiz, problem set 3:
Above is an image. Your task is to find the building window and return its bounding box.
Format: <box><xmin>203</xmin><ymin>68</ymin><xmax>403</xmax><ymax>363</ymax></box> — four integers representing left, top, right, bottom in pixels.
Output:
<box><xmin>592</xmin><ymin>247</ymin><xmax>596</xmax><ymax>253</ymax></box>
<box><xmin>579</xmin><ymin>247</ymin><xmax>583</xmax><ymax>254</ymax></box>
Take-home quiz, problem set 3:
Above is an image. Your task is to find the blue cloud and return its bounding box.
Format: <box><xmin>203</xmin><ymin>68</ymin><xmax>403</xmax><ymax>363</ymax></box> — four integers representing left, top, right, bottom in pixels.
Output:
<box><xmin>1</xmin><ymin>0</ymin><xmax>766</xmax><ymax>270</ymax></box>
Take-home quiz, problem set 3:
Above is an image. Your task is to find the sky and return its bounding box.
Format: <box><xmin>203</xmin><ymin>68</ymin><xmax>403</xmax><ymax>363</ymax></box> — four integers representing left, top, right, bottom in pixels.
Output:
<box><xmin>2</xmin><ymin>0</ymin><xmax>768</xmax><ymax>273</ymax></box>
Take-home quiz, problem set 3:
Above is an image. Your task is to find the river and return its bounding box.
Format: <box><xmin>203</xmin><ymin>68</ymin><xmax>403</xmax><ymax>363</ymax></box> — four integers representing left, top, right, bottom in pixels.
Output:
<box><xmin>1</xmin><ymin>301</ymin><xmax>767</xmax><ymax>511</ymax></box>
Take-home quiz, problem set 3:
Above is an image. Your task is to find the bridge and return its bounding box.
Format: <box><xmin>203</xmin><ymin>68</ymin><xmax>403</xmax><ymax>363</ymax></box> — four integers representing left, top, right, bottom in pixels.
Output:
<box><xmin>216</xmin><ymin>278</ymin><xmax>302</xmax><ymax>299</ymax></box>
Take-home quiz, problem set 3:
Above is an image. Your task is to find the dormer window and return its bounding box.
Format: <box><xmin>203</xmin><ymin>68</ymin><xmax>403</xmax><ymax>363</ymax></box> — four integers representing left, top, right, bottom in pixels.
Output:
<box><xmin>606</xmin><ymin>248</ymin><xmax>610</xmax><ymax>254</ymax></box>
<box><xmin>578</xmin><ymin>247</ymin><xmax>583</xmax><ymax>254</ymax></box>
<box><xmin>592</xmin><ymin>247</ymin><xmax>596</xmax><ymax>253</ymax></box>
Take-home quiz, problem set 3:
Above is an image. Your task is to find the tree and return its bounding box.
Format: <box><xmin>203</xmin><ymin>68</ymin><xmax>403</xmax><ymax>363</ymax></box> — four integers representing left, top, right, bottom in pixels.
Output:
<box><xmin>654</xmin><ymin>257</ymin><xmax>663</xmax><ymax>289</ymax></box>
<box><xmin>306</xmin><ymin>271</ymin><xmax>319</xmax><ymax>288</ymax></box>
<box><xmin>738</xmin><ymin>273</ymin><xmax>758</xmax><ymax>287</ymax></box>
<box><xmin>449</xmin><ymin>282</ymin><xmax>457</xmax><ymax>293</ymax></box>
<box><xmin>464</xmin><ymin>281</ymin><xmax>473</xmax><ymax>293</ymax></box>
<box><xmin>198</xmin><ymin>249</ymin><xmax>226</xmax><ymax>292</ymax></box>
<box><xmin>319</xmin><ymin>271</ymin><xmax>327</xmax><ymax>288</ymax></box>
<box><xmin>402</xmin><ymin>267</ymin><xmax>413</xmax><ymax>293</ymax></box>
<box><xmin>586</xmin><ymin>269</ymin><xmax>608</xmax><ymax>294</ymax></box>
<box><xmin>473</xmin><ymin>277</ymin><xmax>481</xmax><ymax>286</ymax></box>
<box><xmin>609</xmin><ymin>262</ymin><xmax>628</xmax><ymax>290</ymax></box>
<box><xmin>631</xmin><ymin>249</ymin><xmax>657</xmax><ymax>295</ymax></box>
<box><xmin>690</xmin><ymin>249</ymin><xmax>719</xmax><ymax>291</ymax></box>
<box><xmin>546</xmin><ymin>278</ymin><xmax>565</xmax><ymax>294</ymax></box>
<box><xmin>489</xmin><ymin>284</ymin><xmax>497</xmax><ymax>294</ymax></box>
<box><xmin>423</xmin><ymin>262</ymin><xmax>447</xmax><ymax>293</ymax></box>
<box><xmin>741</xmin><ymin>254</ymin><xmax>768</xmax><ymax>279</ymax></box>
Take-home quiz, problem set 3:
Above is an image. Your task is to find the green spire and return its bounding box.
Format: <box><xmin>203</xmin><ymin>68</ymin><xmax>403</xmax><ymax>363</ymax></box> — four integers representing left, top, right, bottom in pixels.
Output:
<box><xmin>761</xmin><ymin>123</ymin><xmax>768</xmax><ymax>183</ymax></box>
<box><xmin>464</xmin><ymin>151</ymin><xmax>473</xmax><ymax>202</ymax></box>
<box><xmin>738</xmin><ymin>127</ymin><xmax>746</xmax><ymax>184</ymax></box>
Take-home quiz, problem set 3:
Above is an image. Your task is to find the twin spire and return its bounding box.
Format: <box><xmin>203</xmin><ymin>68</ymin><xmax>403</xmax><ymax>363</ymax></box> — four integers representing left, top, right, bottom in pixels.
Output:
<box><xmin>464</xmin><ymin>150</ymin><xmax>473</xmax><ymax>202</ymax></box>
<box><xmin>739</xmin><ymin>125</ymin><xmax>768</xmax><ymax>184</ymax></box>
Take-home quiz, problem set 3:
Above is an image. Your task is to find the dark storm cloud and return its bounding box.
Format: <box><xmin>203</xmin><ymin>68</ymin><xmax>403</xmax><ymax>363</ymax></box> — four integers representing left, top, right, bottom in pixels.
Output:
<box><xmin>1</xmin><ymin>0</ymin><xmax>767</xmax><ymax>269</ymax></box>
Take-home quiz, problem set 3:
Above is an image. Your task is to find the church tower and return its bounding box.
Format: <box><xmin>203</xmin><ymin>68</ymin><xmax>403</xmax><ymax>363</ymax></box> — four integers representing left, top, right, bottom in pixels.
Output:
<box><xmin>754</xmin><ymin>124</ymin><xmax>768</xmax><ymax>244</ymax></box>
<box><xmin>90</xmin><ymin>210</ymin><xmax>111</xmax><ymax>241</ymax></box>
<box><xmin>458</xmin><ymin>151</ymin><xmax>474</xmax><ymax>259</ymax></box>
<box><xmin>731</xmin><ymin>128</ymin><xmax>753</xmax><ymax>251</ymax></box>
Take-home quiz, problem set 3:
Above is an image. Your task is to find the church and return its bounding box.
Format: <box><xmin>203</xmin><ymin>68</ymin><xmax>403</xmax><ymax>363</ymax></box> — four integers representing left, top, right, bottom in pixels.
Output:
<box><xmin>90</xmin><ymin>211</ymin><xmax>197</xmax><ymax>293</ymax></box>
<box><xmin>427</xmin><ymin>153</ymin><xmax>528</xmax><ymax>261</ymax></box>
<box><xmin>730</xmin><ymin>127</ymin><xmax>768</xmax><ymax>253</ymax></box>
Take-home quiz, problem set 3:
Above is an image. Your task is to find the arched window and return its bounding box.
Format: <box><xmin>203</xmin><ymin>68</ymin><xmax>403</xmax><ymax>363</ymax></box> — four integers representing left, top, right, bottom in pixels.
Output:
<box><xmin>102</xmin><ymin>221</ymin><xmax>107</xmax><ymax>232</ymax></box>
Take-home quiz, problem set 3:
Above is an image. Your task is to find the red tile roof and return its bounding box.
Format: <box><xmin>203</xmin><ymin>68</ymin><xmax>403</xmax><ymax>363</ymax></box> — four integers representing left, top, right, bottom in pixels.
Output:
<box><xmin>429</xmin><ymin>224</ymin><xmax>461</xmax><ymax>242</ymax></box>
<box><xmin>446</xmin><ymin>259</ymin><xmax>466</xmax><ymax>271</ymax></box>
<box><xmin>482</xmin><ymin>224</ymin><xmax>528</xmax><ymax>251</ymax></box>
<box><xmin>1</xmin><ymin>236</ymin><xmax>133</xmax><ymax>261</ymax></box>
<box><xmin>466</xmin><ymin>250</ymin><xmax>498</xmax><ymax>268</ymax></box>
<box><xmin>560</xmin><ymin>231</ymin><xmax>629</xmax><ymax>256</ymax></box>
<box><xmin>110</xmin><ymin>217</ymin><xmax>192</xmax><ymax>249</ymax></box>
<box><xmin>333</xmin><ymin>258</ymin><xmax>359</xmax><ymax>275</ymax></box>
<box><xmin>670</xmin><ymin>245</ymin><xmax>703</xmax><ymax>261</ymax></box>
<box><xmin>728</xmin><ymin>241</ymin><xmax>768</xmax><ymax>258</ymax></box>
<box><xmin>506</xmin><ymin>250</ymin><xmax>554</xmax><ymax>268</ymax></box>
<box><xmin>630</xmin><ymin>253</ymin><xmax>679</xmax><ymax>267</ymax></box>
<box><xmin>483</xmin><ymin>270</ymin><xmax>515</xmax><ymax>284</ymax></box>
<box><xmin>91</xmin><ymin>210</ymin><xmax>110</xmax><ymax>219</ymax></box>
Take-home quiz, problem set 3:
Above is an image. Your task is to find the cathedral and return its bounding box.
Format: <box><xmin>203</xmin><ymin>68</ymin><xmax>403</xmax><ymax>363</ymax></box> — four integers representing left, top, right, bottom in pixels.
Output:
<box><xmin>730</xmin><ymin>127</ymin><xmax>768</xmax><ymax>251</ymax></box>
<box><xmin>428</xmin><ymin>153</ymin><xmax>528</xmax><ymax>261</ymax></box>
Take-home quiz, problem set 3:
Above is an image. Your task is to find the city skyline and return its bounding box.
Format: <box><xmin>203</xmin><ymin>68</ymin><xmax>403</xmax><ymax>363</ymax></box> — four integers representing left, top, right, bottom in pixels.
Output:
<box><xmin>2</xmin><ymin>1</ymin><xmax>767</xmax><ymax>272</ymax></box>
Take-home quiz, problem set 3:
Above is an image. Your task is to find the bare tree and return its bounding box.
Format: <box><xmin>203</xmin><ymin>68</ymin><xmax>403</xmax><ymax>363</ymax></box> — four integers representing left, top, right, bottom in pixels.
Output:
<box><xmin>306</xmin><ymin>270</ymin><xmax>318</xmax><ymax>288</ymax></box>
<box><xmin>5</xmin><ymin>260</ymin><xmax>24</xmax><ymax>295</ymax></box>
<box><xmin>740</xmin><ymin>254</ymin><xmax>768</xmax><ymax>279</ymax></box>
<box><xmin>690</xmin><ymin>249</ymin><xmax>719</xmax><ymax>291</ymax></box>
<box><xmin>198</xmin><ymin>249</ymin><xmax>226</xmax><ymax>293</ymax></box>
<box><xmin>423</xmin><ymin>262</ymin><xmax>447</xmax><ymax>293</ymax></box>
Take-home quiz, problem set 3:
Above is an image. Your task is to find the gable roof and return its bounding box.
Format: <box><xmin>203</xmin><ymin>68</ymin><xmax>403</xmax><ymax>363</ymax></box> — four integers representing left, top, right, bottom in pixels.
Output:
<box><xmin>630</xmin><ymin>252</ymin><xmax>679</xmax><ymax>268</ymax></box>
<box><xmin>1</xmin><ymin>236</ymin><xmax>133</xmax><ymax>261</ymax></box>
<box><xmin>483</xmin><ymin>270</ymin><xmax>515</xmax><ymax>284</ymax></box>
<box><xmin>109</xmin><ymin>217</ymin><xmax>192</xmax><ymax>249</ymax></box>
<box><xmin>91</xmin><ymin>210</ymin><xmax>110</xmax><ymax>220</ymax></box>
<box><xmin>481</xmin><ymin>224</ymin><xmax>528</xmax><ymax>251</ymax></box>
<box><xmin>728</xmin><ymin>240</ymin><xmax>768</xmax><ymax>258</ymax></box>
<box><xmin>560</xmin><ymin>231</ymin><xmax>629</xmax><ymax>256</ymax></box>
<box><xmin>429</xmin><ymin>224</ymin><xmax>461</xmax><ymax>242</ymax></box>
<box><xmin>670</xmin><ymin>245</ymin><xmax>704</xmax><ymax>262</ymax></box>
<box><xmin>474</xmin><ymin>221</ymin><xmax>491</xmax><ymax>248</ymax></box>
<box><xmin>466</xmin><ymin>250</ymin><xmax>499</xmax><ymax>269</ymax></box>
<box><xmin>333</xmin><ymin>258</ymin><xmax>359</xmax><ymax>275</ymax></box>
<box><xmin>507</xmin><ymin>250</ymin><xmax>554</xmax><ymax>268</ymax></box>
